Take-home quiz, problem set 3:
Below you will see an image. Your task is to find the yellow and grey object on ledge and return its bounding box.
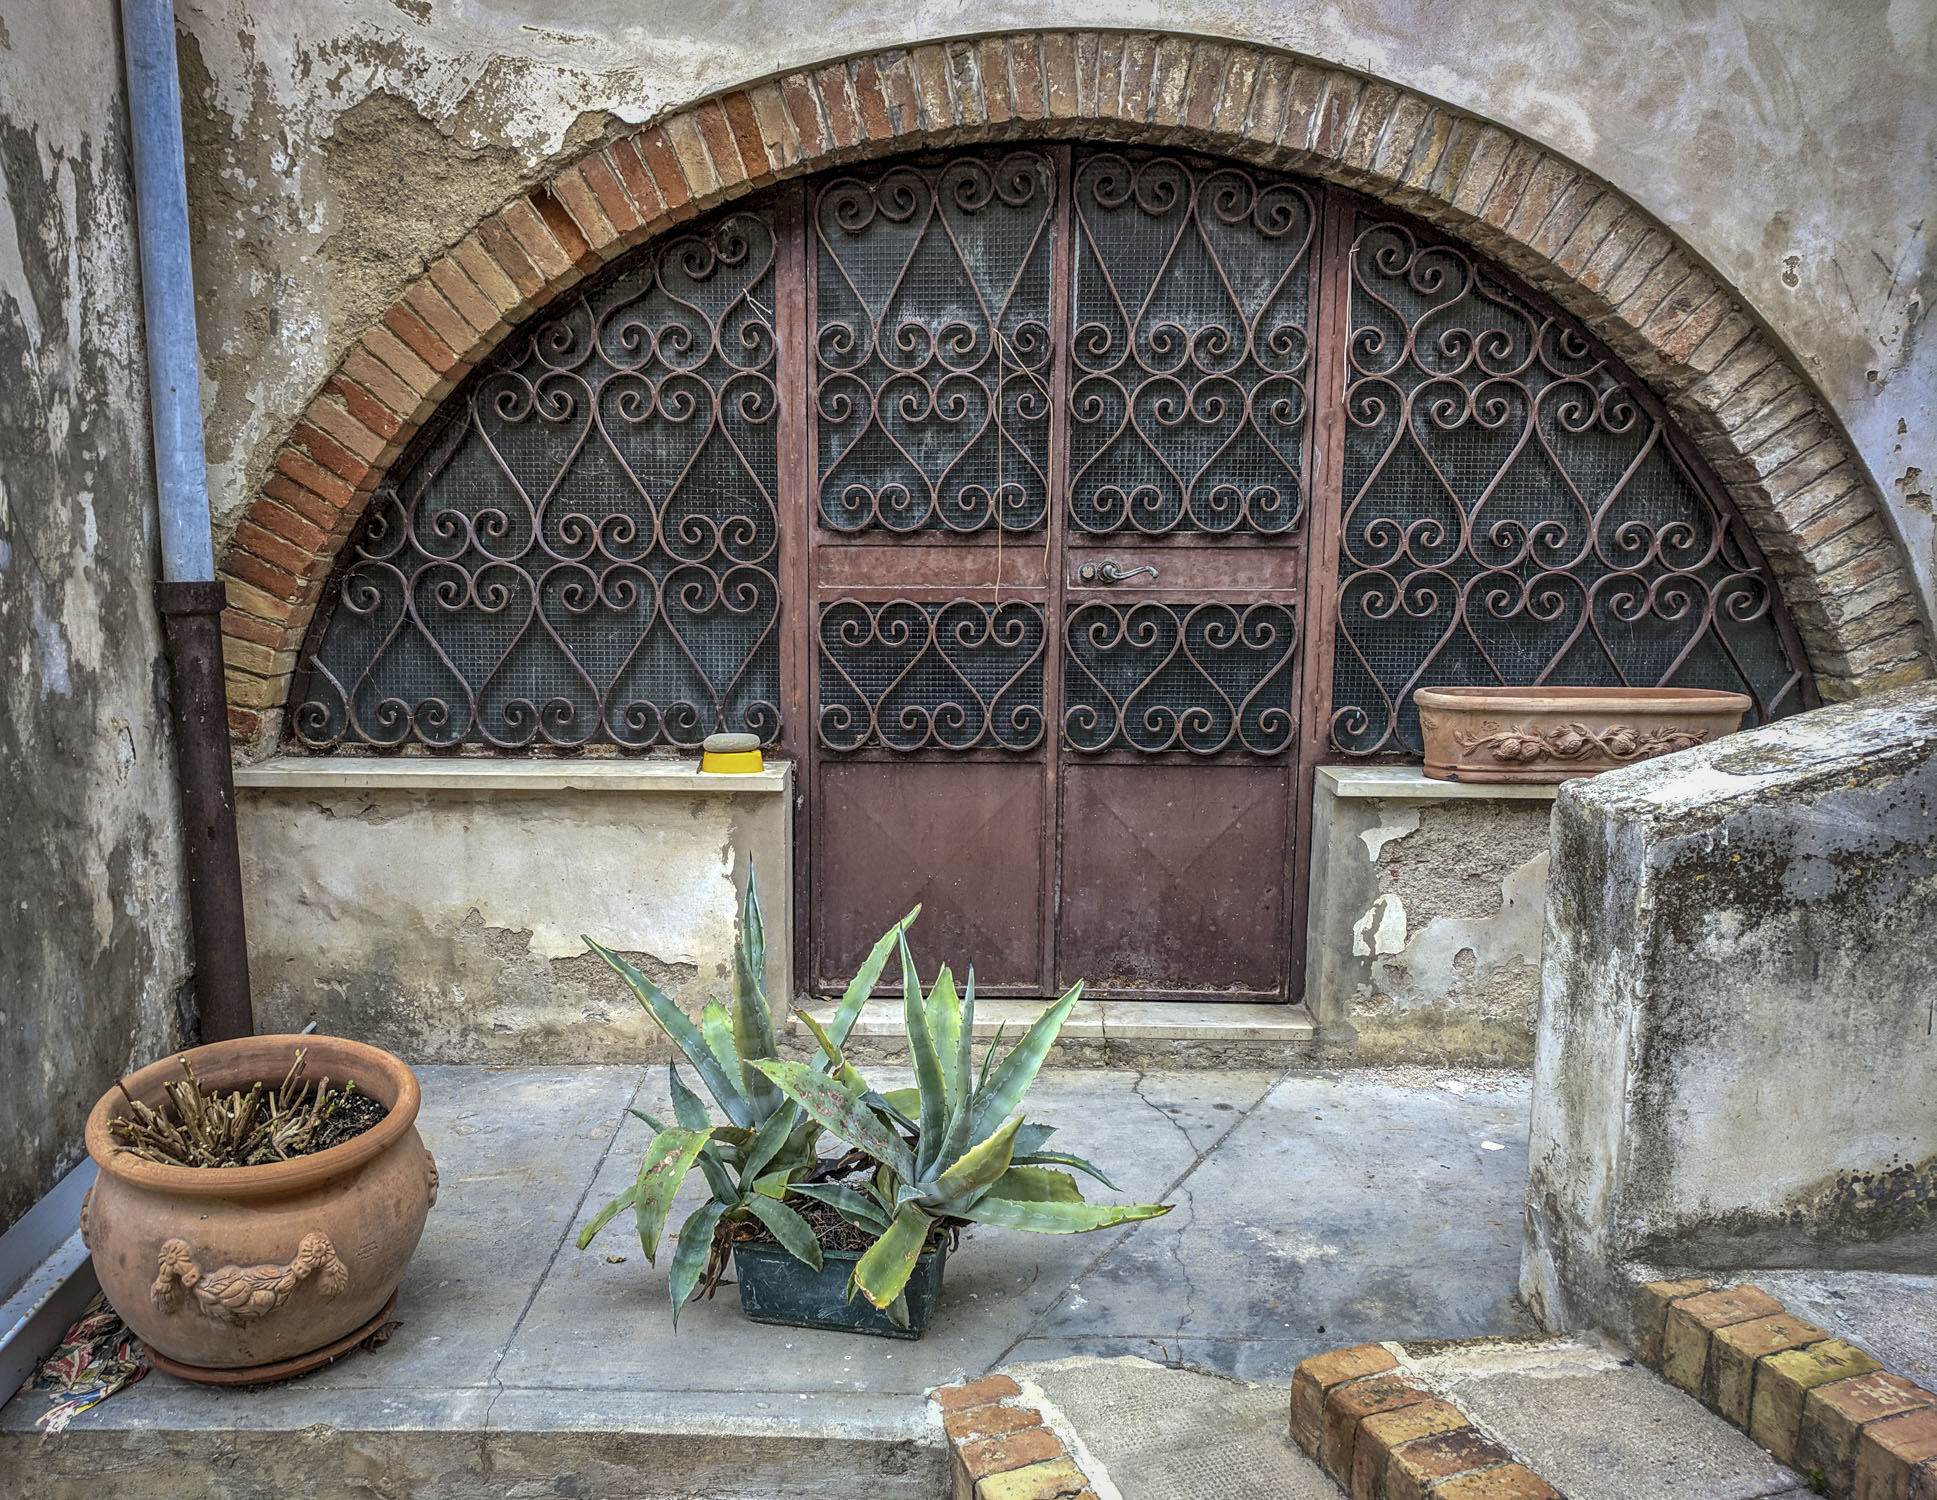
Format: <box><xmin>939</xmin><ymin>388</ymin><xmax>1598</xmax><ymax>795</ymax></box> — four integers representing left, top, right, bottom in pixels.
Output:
<box><xmin>700</xmin><ymin>732</ymin><xmax>764</xmax><ymax>774</ymax></box>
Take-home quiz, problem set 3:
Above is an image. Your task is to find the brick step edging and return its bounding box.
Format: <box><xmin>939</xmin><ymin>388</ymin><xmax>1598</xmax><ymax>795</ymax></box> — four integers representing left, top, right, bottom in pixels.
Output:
<box><xmin>931</xmin><ymin>1374</ymin><xmax>1098</xmax><ymax>1500</ymax></box>
<box><xmin>1633</xmin><ymin>1277</ymin><xmax>1937</xmax><ymax>1498</ymax></box>
<box><xmin>1290</xmin><ymin>1342</ymin><xmax>1564</xmax><ymax>1499</ymax></box>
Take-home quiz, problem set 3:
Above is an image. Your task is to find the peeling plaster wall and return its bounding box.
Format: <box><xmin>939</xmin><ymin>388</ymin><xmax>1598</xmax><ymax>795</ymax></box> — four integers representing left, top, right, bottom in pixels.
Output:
<box><xmin>1523</xmin><ymin>683</ymin><xmax>1937</xmax><ymax>1338</ymax></box>
<box><xmin>236</xmin><ymin>776</ymin><xmax>792</xmax><ymax>1063</ymax></box>
<box><xmin>1306</xmin><ymin>773</ymin><xmax>1555</xmax><ymax>1065</ymax></box>
<box><xmin>168</xmin><ymin>0</ymin><xmax>1937</xmax><ymax>620</ymax></box>
<box><xmin>0</xmin><ymin>2</ymin><xmax>191</xmax><ymax>1232</ymax></box>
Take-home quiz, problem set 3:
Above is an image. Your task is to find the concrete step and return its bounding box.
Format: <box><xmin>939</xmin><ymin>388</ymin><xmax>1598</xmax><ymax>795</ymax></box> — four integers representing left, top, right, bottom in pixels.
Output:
<box><xmin>1394</xmin><ymin>1334</ymin><xmax>1813</xmax><ymax>1500</ymax></box>
<box><xmin>786</xmin><ymin>999</ymin><xmax>1318</xmax><ymax>1069</ymax></box>
<box><xmin>987</xmin><ymin>1337</ymin><xmax>1821</xmax><ymax>1500</ymax></box>
<box><xmin>4</xmin><ymin>1387</ymin><xmax>943</xmax><ymax>1500</ymax></box>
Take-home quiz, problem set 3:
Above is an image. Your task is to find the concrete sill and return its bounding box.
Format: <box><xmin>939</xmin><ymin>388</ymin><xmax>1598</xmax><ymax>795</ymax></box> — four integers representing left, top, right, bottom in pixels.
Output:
<box><xmin>789</xmin><ymin>999</ymin><xmax>1315</xmax><ymax>1044</ymax></box>
<box><xmin>234</xmin><ymin>756</ymin><xmax>793</xmax><ymax>794</ymax></box>
<box><xmin>1317</xmin><ymin>765</ymin><xmax>1559</xmax><ymax>801</ymax></box>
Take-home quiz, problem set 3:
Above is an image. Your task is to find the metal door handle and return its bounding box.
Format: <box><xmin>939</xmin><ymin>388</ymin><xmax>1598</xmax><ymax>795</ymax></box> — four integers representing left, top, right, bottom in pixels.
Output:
<box><xmin>1078</xmin><ymin>560</ymin><xmax>1160</xmax><ymax>585</ymax></box>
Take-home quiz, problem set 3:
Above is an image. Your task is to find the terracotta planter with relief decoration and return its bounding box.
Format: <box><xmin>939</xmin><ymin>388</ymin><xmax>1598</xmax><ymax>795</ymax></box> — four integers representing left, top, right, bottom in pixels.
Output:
<box><xmin>81</xmin><ymin>1035</ymin><xmax>436</xmax><ymax>1384</ymax></box>
<box><xmin>1414</xmin><ymin>685</ymin><xmax>1752</xmax><ymax>782</ymax></box>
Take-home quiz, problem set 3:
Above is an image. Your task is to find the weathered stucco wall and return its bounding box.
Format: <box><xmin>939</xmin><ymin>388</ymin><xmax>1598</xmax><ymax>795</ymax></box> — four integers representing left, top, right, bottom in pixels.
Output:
<box><xmin>0</xmin><ymin>1</ymin><xmax>193</xmax><ymax>1233</ymax></box>
<box><xmin>1305</xmin><ymin>769</ymin><xmax>1553</xmax><ymax>1065</ymax></box>
<box><xmin>233</xmin><ymin>761</ymin><xmax>792</xmax><ymax>1063</ymax></box>
<box><xmin>170</xmin><ymin>0</ymin><xmax>1936</xmax><ymax>624</ymax></box>
<box><xmin>1522</xmin><ymin>684</ymin><xmax>1937</xmax><ymax>1339</ymax></box>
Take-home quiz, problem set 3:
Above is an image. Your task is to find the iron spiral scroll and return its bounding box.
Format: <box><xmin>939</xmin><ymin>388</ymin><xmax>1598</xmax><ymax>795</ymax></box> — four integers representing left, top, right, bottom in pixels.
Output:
<box><xmin>294</xmin><ymin>213</ymin><xmax>783</xmax><ymax>749</ymax></box>
<box><xmin>813</xmin><ymin>152</ymin><xmax>1055</xmax><ymax>534</ymax></box>
<box><xmin>1068</xmin><ymin>153</ymin><xmax>1315</xmax><ymax>536</ymax></box>
<box><xmin>1329</xmin><ymin>217</ymin><xmax>1804</xmax><ymax>757</ymax></box>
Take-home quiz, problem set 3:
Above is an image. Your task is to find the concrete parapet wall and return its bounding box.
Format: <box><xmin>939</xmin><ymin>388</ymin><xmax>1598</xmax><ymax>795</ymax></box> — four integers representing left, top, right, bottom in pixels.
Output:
<box><xmin>234</xmin><ymin>758</ymin><xmax>792</xmax><ymax>1062</ymax></box>
<box><xmin>1522</xmin><ymin>685</ymin><xmax>1937</xmax><ymax>1337</ymax></box>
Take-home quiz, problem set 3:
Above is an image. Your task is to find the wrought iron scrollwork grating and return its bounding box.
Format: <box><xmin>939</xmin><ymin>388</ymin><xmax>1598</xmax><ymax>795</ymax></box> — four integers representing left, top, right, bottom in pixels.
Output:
<box><xmin>294</xmin><ymin>213</ymin><xmax>782</xmax><ymax>750</ymax></box>
<box><xmin>1068</xmin><ymin>152</ymin><xmax>1315</xmax><ymax>535</ymax></box>
<box><xmin>814</xmin><ymin>152</ymin><xmax>1055</xmax><ymax>533</ymax></box>
<box><xmin>1331</xmin><ymin>215</ymin><xmax>1806</xmax><ymax>756</ymax></box>
<box><xmin>818</xmin><ymin>599</ymin><xmax>1047</xmax><ymax>751</ymax></box>
<box><xmin>1064</xmin><ymin>601</ymin><xmax>1298</xmax><ymax>755</ymax></box>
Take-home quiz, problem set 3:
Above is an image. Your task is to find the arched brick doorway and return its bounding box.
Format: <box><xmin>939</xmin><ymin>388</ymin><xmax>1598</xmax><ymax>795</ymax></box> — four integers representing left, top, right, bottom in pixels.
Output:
<box><xmin>217</xmin><ymin>32</ymin><xmax>1930</xmax><ymax>1005</ymax></box>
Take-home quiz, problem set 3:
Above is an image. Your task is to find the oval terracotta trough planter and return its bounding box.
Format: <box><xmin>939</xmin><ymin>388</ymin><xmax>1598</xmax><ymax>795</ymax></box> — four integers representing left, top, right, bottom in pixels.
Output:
<box><xmin>1415</xmin><ymin>685</ymin><xmax>1753</xmax><ymax>782</ymax></box>
<box><xmin>82</xmin><ymin>1034</ymin><xmax>436</xmax><ymax>1384</ymax></box>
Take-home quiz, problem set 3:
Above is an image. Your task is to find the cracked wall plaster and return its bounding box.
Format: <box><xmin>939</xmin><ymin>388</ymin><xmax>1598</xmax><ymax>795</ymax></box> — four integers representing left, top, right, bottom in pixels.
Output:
<box><xmin>168</xmin><ymin>0</ymin><xmax>1937</xmax><ymax>620</ymax></box>
<box><xmin>236</xmin><ymin>785</ymin><xmax>790</xmax><ymax>1064</ymax></box>
<box><xmin>1309</xmin><ymin>786</ymin><xmax>1555</xmax><ymax>1066</ymax></box>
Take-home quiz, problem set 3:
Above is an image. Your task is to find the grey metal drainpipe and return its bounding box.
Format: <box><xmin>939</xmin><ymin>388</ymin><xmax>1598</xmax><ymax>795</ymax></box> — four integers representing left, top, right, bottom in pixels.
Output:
<box><xmin>122</xmin><ymin>0</ymin><xmax>252</xmax><ymax>1041</ymax></box>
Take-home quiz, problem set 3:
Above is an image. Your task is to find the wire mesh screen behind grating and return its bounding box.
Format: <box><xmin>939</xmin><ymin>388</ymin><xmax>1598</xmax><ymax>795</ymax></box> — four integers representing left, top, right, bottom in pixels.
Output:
<box><xmin>1067</xmin><ymin>151</ymin><xmax>1316</xmax><ymax>536</ymax></box>
<box><xmin>813</xmin><ymin>152</ymin><xmax>1056</xmax><ymax>534</ymax></box>
<box><xmin>1329</xmin><ymin>214</ymin><xmax>1806</xmax><ymax>756</ymax></box>
<box><xmin>294</xmin><ymin>211</ymin><xmax>783</xmax><ymax>750</ymax></box>
<box><xmin>817</xmin><ymin>600</ymin><xmax>1047</xmax><ymax>751</ymax></box>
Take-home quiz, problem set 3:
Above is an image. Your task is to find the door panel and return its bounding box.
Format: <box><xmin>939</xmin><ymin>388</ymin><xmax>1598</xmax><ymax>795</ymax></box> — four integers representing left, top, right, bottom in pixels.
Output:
<box><xmin>805</xmin><ymin>146</ymin><xmax>1321</xmax><ymax>1003</ymax></box>
<box><xmin>813</xmin><ymin>759</ymin><xmax>1046</xmax><ymax>992</ymax></box>
<box><xmin>1057</xmin><ymin>762</ymin><xmax>1290</xmax><ymax>997</ymax></box>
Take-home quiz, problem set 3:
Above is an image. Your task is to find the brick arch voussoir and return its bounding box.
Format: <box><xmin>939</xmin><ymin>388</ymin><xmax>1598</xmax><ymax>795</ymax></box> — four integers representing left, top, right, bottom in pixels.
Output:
<box><xmin>219</xmin><ymin>29</ymin><xmax>1932</xmax><ymax>750</ymax></box>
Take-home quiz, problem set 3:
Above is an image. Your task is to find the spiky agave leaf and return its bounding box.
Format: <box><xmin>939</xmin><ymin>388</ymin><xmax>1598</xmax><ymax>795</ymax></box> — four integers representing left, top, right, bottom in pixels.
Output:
<box><xmin>632</xmin><ymin>1125</ymin><xmax>716</xmax><ymax>1264</ymax></box>
<box><xmin>935</xmin><ymin>966</ymin><xmax>977</xmax><ymax>1173</ymax></box>
<box><xmin>791</xmin><ymin>1007</ymin><xmax>871</xmax><ymax>1095</ymax></box>
<box><xmin>791</xmin><ymin>1181</ymin><xmax>892</xmax><ymax>1235</ymax></box>
<box><xmin>751</xmin><ymin>1059</ymin><xmax>917</xmax><ymax>1181</ymax></box>
<box><xmin>961</xmin><ymin>1196</ymin><xmax>1170</xmax><ymax>1234</ymax></box>
<box><xmin>981</xmin><ymin>1165</ymin><xmax>1084</xmax><ymax>1203</ymax></box>
<box><xmin>739</xmin><ymin>1097</ymin><xmax>804</xmax><ymax>1185</ymax></box>
<box><xmin>926</xmin><ymin>963</ymin><xmax>963</xmax><ymax>1116</ymax></box>
<box><xmin>668</xmin><ymin>1198</ymin><xmax>728</xmax><ymax>1326</ymax></box>
<box><xmin>851</xmin><ymin>1201</ymin><xmax>933</xmax><ymax>1309</ymax></box>
<box><xmin>745</xmin><ymin>1194</ymin><xmax>822</xmax><ymax>1271</ymax></box>
<box><xmin>587</xmin><ymin>938</ymin><xmax>752</xmax><ymax>1129</ymax></box>
<box><xmin>922</xmin><ymin>1114</ymin><xmax>1023</xmax><ymax>1214</ymax></box>
<box><xmin>576</xmin><ymin>1183</ymin><xmax>639</xmax><ymax>1248</ymax></box>
<box><xmin>969</xmin><ymin>981</ymin><xmax>1083</xmax><ymax>1143</ymax></box>
<box><xmin>899</xmin><ymin>935</ymin><xmax>949</xmax><ymax>1180</ymax></box>
<box><xmin>700</xmin><ymin>1001</ymin><xmax>741</xmax><ymax>1085</ymax></box>
<box><xmin>1010</xmin><ymin>1149</ymin><xmax>1120</xmax><ymax>1192</ymax></box>
<box><xmin>732</xmin><ymin>863</ymin><xmax>783</xmax><ymax>1119</ymax></box>
<box><xmin>826</xmin><ymin>905</ymin><xmax>920</xmax><ymax>1048</ymax></box>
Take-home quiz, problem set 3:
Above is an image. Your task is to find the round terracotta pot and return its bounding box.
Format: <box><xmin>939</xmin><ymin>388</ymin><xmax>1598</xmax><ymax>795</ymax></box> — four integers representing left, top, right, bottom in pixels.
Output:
<box><xmin>1415</xmin><ymin>685</ymin><xmax>1753</xmax><ymax>782</ymax></box>
<box><xmin>82</xmin><ymin>1034</ymin><xmax>436</xmax><ymax>1382</ymax></box>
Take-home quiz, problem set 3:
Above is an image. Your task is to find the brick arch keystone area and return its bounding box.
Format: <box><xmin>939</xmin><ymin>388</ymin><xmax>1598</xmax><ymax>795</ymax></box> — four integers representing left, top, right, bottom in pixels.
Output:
<box><xmin>217</xmin><ymin>29</ymin><xmax>1935</xmax><ymax>748</ymax></box>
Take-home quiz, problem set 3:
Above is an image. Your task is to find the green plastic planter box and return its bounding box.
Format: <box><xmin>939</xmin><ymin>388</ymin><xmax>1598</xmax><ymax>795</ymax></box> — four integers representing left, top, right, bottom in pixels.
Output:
<box><xmin>732</xmin><ymin>1241</ymin><xmax>948</xmax><ymax>1339</ymax></box>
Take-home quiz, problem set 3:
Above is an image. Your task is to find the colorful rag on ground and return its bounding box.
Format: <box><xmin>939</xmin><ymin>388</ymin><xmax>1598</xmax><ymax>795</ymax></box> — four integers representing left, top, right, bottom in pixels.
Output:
<box><xmin>27</xmin><ymin>1293</ymin><xmax>147</xmax><ymax>1433</ymax></box>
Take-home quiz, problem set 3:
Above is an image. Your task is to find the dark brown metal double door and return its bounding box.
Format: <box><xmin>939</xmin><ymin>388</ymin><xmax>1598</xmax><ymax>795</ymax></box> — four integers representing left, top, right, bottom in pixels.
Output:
<box><xmin>800</xmin><ymin>147</ymin><xmax>1326</xmax><ymax>1003</ymax></box>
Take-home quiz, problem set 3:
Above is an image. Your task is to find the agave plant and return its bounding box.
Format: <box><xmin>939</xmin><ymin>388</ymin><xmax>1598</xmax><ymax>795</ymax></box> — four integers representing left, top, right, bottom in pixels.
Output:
<box><xmin>576</xmin><ymin>863</ymin><xmax>915</xmax><ymax>1322</ymax></box>
<box><xmin>753</xmin><ymin>931</ymin><xmax>1170</xmax><ymax>1322</ymax></box>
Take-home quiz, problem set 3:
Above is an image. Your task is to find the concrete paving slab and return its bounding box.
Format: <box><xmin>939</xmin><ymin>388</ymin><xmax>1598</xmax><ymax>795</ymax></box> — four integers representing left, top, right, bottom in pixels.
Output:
<box><xmin>1399</xmin><ymin>1334</ymin><xmax>1806</xmax><ymax>1500</ymax></box>
<box><xmin>1010</xmin><ymin>1070</ymin><xmax>1536</xmax><ymax>1380</ymax></box>
<box><xmin>292</xmin><ymin>1064</ymin><xmax>643</xmax><ymax>1392</ymax></box>
<box><xmin>2</xmin><ymin>1063</ymin><xmax>1537</xmax><ymax>1497</ymax></box>
<box><xmin>496</xmin><ymin>1067</ymin><xmax>1278</xmax><ymax>1395</ymax></box>
<box><xmin>1007</xmin><ymin>1355</ymin><xmax>1335</xmax><ymax>1500</ymax></box>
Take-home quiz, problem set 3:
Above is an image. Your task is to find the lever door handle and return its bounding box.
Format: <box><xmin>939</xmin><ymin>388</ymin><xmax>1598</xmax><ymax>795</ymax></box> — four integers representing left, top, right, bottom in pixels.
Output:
<box><xmin>1077</xmin><ymin>560</ymin><xmax>1160</xmax><ymax>585</ymax></box>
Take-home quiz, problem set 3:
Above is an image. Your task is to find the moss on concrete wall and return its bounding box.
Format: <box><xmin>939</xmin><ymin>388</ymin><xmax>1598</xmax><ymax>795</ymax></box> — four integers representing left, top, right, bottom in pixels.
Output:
<box><xmin>0</xmin><ymin>2</ymin><xmax>191</xmax><ymax>1233</ymax></box>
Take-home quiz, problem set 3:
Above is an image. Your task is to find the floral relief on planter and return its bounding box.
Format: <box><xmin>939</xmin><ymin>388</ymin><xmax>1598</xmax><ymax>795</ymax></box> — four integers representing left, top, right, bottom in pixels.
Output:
<box><xmin>1415</xmin><ymin>686</ymin><xmax>1753</xmax><ymax>782</ymax></box>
